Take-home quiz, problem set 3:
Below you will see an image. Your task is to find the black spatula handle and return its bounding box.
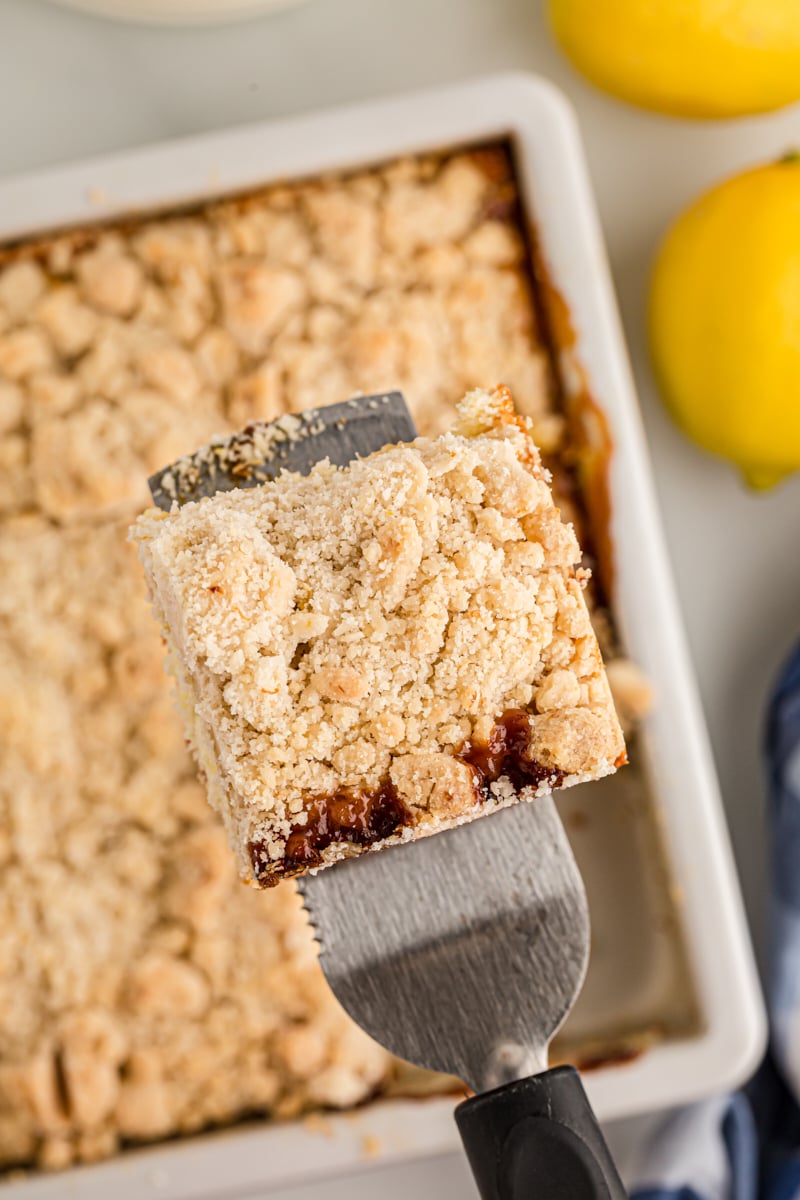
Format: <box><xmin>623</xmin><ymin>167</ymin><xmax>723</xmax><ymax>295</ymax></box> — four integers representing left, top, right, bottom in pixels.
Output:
<box><xmin>455</xmin><ymin>1066</ymin><xmax>627</xmax><ymax>1199</ymax></box>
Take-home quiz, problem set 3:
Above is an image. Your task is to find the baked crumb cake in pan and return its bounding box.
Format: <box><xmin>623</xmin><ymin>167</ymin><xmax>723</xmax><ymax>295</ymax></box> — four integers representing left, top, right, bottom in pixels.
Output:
<box><xmin>133</xmin><ymin>387</ymin><xmax>624</xmax><ymax>886</ymax></box>
<box><xmin>0</xmin><ymin>144</ymin><xmax>646</xmax><ymax>1172</ymax></box>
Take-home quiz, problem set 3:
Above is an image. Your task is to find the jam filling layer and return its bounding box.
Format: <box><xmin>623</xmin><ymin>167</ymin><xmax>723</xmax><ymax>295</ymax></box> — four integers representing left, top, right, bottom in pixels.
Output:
<box><xmin>457</xmin><ymin>708</ymin><xmax>566</xmax><ymax>798</ymax></box>
<box><xmin>250</xmin><ymin>782</ymin><xmax>411</xmax><ymax>885</ymax></box>
<box><xmin>249</xmin><ymin>709</ymin><xmax>568</xmax><ymax>885</ymax></box>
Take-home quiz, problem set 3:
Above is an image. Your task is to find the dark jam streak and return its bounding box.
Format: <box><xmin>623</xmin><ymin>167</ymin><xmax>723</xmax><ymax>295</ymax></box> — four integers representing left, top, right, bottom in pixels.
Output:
<box><xmin>457</xmin><ymin>709</ymin><xmax>566</xmax><ymax>800</ymax></box>
<box><xmin>249</xmin><ymin>782</ymin><xmax>410</xmax><ymax>887</ymax></box>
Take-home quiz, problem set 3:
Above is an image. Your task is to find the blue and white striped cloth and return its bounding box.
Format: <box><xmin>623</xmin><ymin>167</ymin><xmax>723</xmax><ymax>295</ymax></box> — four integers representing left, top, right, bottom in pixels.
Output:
<box><xmin>627</xmin><ymin>643</ymin><xmax>800</xmax><ymax>1200</ymax></box>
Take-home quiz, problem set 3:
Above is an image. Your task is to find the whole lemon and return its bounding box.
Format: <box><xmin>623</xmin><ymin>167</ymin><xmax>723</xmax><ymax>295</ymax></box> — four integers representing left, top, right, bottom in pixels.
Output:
<box><xmin>549</xmin><ymin>0</ymin><xmax>800</xmax><ymax>118</ymax></box>
<box><xmin>649</xmin><ymin>156</ymin><xmax>800</xmax><ymax>490</ymax></box>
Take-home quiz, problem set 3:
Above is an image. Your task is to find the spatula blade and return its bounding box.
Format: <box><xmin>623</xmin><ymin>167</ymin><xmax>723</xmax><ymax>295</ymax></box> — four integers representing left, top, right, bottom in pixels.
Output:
<box><xmin>299</xmin><ymin>795</ymin><xmax>590</xmax><ymax>1094</ymax></box>
<box><xmin>148</xmin><ymin>391</ymin><xmax>416</xmax><ymax>511</ymax></box>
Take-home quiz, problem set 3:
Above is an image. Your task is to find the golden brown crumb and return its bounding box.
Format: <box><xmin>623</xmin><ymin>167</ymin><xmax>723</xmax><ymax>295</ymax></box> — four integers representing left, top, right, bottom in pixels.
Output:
<box><xmin>361</xmin><ymin>1133</ymin><xmax>383</xmax><ymax>1159</ymax></box>
<box><xmin>605</xmin><ymin>659</ymin><xmax>655</xmax><ymax>735</ymax></box>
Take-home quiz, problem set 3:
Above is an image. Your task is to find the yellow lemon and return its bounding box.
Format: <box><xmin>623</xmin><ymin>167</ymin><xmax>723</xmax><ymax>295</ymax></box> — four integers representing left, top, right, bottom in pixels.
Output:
<box><xmin>649</xmin><ymin>155</ymin><xmax>800</xmax><ymax>490</ymax></box>
<box><xmin>548</xmin><ymin>0</ymin><xmax>800</xmax><ymax>118</ymax></box>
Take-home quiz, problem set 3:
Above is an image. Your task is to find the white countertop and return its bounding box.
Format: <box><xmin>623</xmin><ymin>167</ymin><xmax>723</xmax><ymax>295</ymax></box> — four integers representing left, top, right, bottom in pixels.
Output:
<box><xmin>3</xmin><ymin>0</ymin><xmax>799</xmax><ymax>1194</ymax></box>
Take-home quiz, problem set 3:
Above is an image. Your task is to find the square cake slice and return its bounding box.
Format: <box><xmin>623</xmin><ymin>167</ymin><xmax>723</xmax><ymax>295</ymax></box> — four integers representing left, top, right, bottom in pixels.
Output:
<box><xmin>132</xmin><ymin>386</ymin><xmax>625</xmax><ymax>886</ymax></box>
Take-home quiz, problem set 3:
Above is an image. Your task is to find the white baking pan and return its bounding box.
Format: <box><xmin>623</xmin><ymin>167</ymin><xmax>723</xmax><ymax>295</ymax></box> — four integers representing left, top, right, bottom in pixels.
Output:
<box><xmin>0</xmin><ymin>73</ymin><xmax>765</xmax><ymax>1196</ymax></box>
<box><xmin>41</xmin><ymin>0</ymin><xmax>308</xmax><ymax>26</ymax></box>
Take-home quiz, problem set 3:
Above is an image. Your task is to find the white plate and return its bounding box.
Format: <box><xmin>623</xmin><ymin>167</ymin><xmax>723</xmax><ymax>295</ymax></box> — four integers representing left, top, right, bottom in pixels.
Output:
<box><xmin>40</xmin><ymin>0</ymin><xmax>308</xmax><ymax>26</ymax></box>
<box><xmin>0</xmin><ymin>73</ymin><xmax>766</xmax><ymax>1196</ymax></box>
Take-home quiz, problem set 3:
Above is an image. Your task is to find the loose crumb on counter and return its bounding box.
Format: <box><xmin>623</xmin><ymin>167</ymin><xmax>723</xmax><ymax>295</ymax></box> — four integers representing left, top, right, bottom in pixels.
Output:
<box><xmin>360</xmin><ymin>1133</ymin><xmax>383</xmax><ymax>1160</ymax></box>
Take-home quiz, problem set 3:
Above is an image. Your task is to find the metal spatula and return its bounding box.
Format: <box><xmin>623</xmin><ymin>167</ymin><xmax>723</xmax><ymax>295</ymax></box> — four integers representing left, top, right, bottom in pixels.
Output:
<box><xmin>150</xmin><ymin>393</ymin><xmax>627</xmax><ymax>1199</ymax></box>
